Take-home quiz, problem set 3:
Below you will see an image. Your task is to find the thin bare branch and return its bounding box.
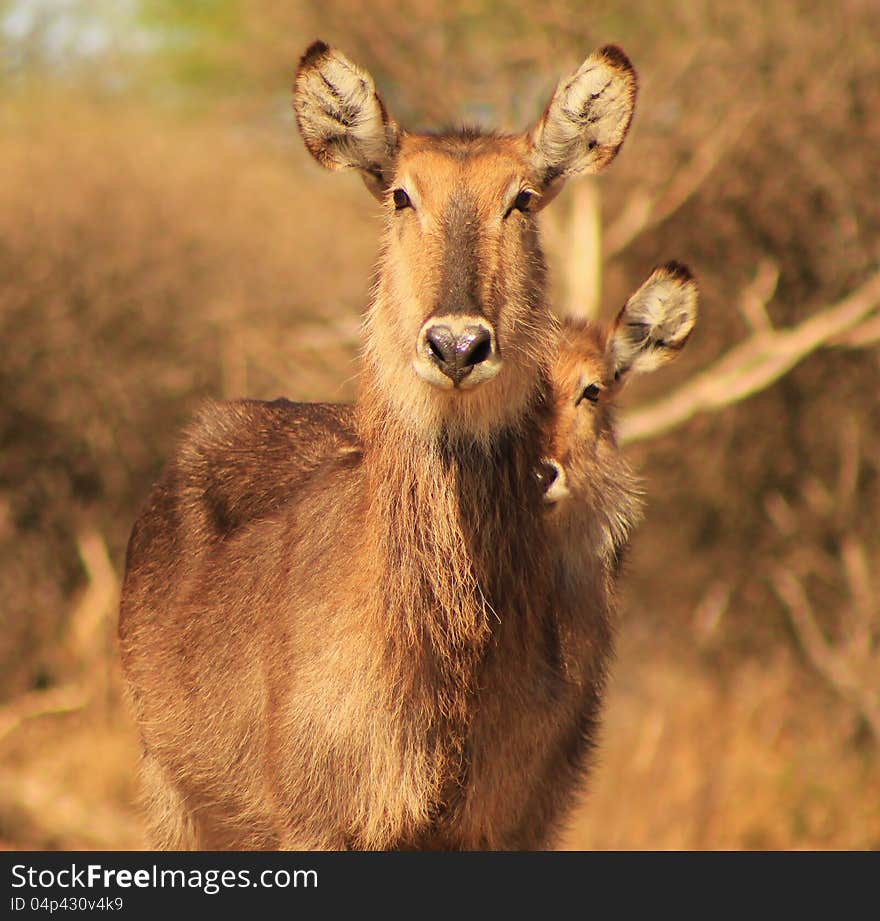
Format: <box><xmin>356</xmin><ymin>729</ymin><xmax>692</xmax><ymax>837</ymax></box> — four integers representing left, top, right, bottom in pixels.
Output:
<box><xmin>620</xmin><ymin>269</ymin><xmax>880</xmax><ymax>446</ymax></box>
<box><xmin>764</xmin><ymin>491</ymin><xmax>798</xmax><ymax>537</ymax></box>
<box><xmin>770</xmin><ymin>567</ymin><xmax>880</xmax><ymax>744</ymax></box>
<box><xmin>0</xmin><ymin>766</ymin><xmax>142</xmax><ymax>848</ymax></box>
<box><xmin>604</xmin><ymin>104</ymin><xmax>759</xmax><ymax>259</ymax></box>
<box><xmin>766</xmin><ymin>421</ymin><xmax>879</xmax><ymax>747</ymax></box>
<box><xmin>737</xmin><ymin>259</ymin><xmax>779</xmax><ymax>333</ymax></box>
<box><xmin>831</xmin><ymin>312</ymin><xmax>880</xmax><ymax>348</ymax></box>
<box><xmin>560</xmin><ymin>178</ymin><xmax>602</xmax><ymax>320</ymax></box>
<box><xmin>786</xmin><ymin>133</ymin><xmax>867</xmax><ymax>264</ymax></box>
<box><xmin>68</xmin><ymin>530</ymin><xmax>118</xmax><ymax>664</ymax></box>
<box><xmin>841</xmin><ymin>536</ymin><xmax>874</xmax><ymax>658</ymax></box>
<box><xmin>0</xmin><ymin>684</ymin><xmax>89</xmax><ymax>743</ymax></box>
<box><xmin>692</xmin><ymin>580</ymin><xmax>731</xmax><ymax>644</ymax></box>
<box><xmin>835</xmin><ymin>415</ymin><xmax>861</xmax><ymax>514</ymax></box>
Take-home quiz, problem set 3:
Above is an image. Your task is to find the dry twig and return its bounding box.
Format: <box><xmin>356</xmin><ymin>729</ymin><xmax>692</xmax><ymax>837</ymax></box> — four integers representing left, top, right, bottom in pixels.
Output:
<box><xmin>765</xmin><ymin>420</ymin><xmax>880</xmax><ymax>745</ymax></box>
<box><xmin>68</xmin><ymin>530</ymin><xmax>118</xmax><ymax>664</ymax></box>
<box><xmin>620</xmin><ymin>268</ymin><xmax>880</xmax><ymax>446</ymax></box>
<box><xmin>559</xmin><ymin>178</ymin><xmax>602</xmax><ymax>320</ymax></box>
<box><xmin>770</xmin><ymin>565</ymin><xmax>880</xmax><ymax>743</ymax></box>
<box><xmin>604</xmin><ymin>104</ymin><xmax>760</xmax><ymax>259</ymax></box>
<box><xmin>0</xmin><ymin>767</ymin><xmax>142</xmax><ymax>848</ymax></box>
<box><xmin>0</xmin><ymin>684</ymin><xmax>89</xmax><ymax>743</ymax></box>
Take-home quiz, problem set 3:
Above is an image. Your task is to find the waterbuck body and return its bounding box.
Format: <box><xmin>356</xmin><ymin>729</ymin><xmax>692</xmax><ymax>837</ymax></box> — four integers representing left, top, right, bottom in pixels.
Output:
<box><xmin>119</xmin><ymin>41</ymin><xmax>639</xmax><ymax>849</ymax></box>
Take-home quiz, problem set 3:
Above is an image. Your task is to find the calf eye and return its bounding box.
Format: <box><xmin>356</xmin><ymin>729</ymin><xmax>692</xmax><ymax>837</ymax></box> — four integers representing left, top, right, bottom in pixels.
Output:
<box><xmin>392</xmin><ymin>188</ymin><xmax>412</xmax><ymax>210</ymax></box>
<box><xmin>513</xmin><ymin>190</ymin><xmax>534</xmax><ymax>212</ymax></box>
<box><xmin>577</xmin><ymin>383</ymin><xmax>601</xmax><ymax>406</ymax></box>
<box><xmin>504</xmin><ymin>189</ymin><xmax>535</xmax><ymax>218</ymax></box>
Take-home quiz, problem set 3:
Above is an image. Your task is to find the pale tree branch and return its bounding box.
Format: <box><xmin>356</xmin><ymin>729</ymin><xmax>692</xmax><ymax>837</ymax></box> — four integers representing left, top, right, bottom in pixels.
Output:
<box><xmin>770</xmin><ymin>565</ymin><xmax>880</xmax><ymax>745</ymax></box>
<box><xmin>559</xmin><ymin>178</ymin><xmax>602</xmax><ymax>320</ymax></box>
<box><xmin>765</xmin><ymin>422</ymin><xmax>880</xmax><ymax>746</ymax></box>
<box><xmin>619</xmin><ymin>268</ymin><xmax>880</xmax><ymax>446</ymax></box>
<box><xmin>784</xmin><ymin>132</ymin><xmax>867</xmax><ymax>264</ymax></box>
<box><xmin>0</xmin><ymin>767</ymin><xmax>142</xmax><ymax>848</ymax></box>
<box><xmin>831</xmin><ymin>312</ymin><xmax>880</xmax><ymax>348</ymax></box>
<box><xmin>736</xmin><ymin>258</ymin><xmax>778</xmax><ymax>333</ymax></box>
<box><xmin>0</xmin><ymin>529</ymin><xmax>121</xmax><ymax>746</ymax></box>
<box><xmin>840</xmin><ymin>535</ymin><xmax>874</xmax><ymax>660</ymax></box>
<box><xmin>68</xmin><ymin>529</ymin><xmax>118</xmax><ymax>664</ymax></box>
<box><xmin>835</xmin><ymin>415</ymin><xmax>860</xmax><ymax>512</ymax></box>
<box><xmin>0</xmin><ymin>684</ymin><xmax>90</xmax><ymax>743</ymax></box>
<box><xmin>604</xmin><ymin>104</ymin><xmax>760</xmax><ymax>259</ymax></box>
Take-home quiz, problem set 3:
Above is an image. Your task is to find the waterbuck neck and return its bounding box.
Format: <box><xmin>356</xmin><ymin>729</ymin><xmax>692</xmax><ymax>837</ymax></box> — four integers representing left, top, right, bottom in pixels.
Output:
<box><xmin>355</xmin><ymin>373</ymin><xmax>554</xmax><ymax>667</ymax></box>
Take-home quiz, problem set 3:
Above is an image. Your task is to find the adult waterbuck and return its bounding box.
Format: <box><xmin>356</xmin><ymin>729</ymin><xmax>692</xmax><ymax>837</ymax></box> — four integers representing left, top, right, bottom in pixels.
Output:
<box><xmin>118</xmin><ymin>40</ymin><xmax>638</xmax><ymax>849</ymax></box>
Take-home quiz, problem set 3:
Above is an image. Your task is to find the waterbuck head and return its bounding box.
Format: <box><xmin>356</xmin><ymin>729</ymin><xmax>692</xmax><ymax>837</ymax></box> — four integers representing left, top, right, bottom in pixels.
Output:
<box><xmin>543</xmin><ymin>263</ymin><xmax>698</xmax><ymax>558</ymax></box>
<box><xmin>293</xmin><ymin>41</ymin><xmax>638</xmax><ymax>438</ymax></box>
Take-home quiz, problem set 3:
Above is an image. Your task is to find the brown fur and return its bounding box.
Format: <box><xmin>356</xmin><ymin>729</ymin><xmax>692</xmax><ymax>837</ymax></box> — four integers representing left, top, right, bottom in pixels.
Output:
<box><xmin>548</xmin><ymin>322</ymin><xmax>643</xmax><ymax>582</ymax></box>
<box><xmin>118</xmin><ymin>41</ymin><xmax>639</xmax><ymax>850</ymax></box>
<box><xmin>546</xmin><ymin>263</ymin><xmax>699</xmax><ymax>563</ymax></box>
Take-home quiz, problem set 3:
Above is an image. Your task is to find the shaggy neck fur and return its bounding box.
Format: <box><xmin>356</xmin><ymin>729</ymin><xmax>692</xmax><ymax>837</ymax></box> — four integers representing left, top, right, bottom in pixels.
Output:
<box><xmin>555</xmin><ymin>418</ymin><xmax>643</xmax><ymax>586</ymax></box>
<box><xmin>353</xmin><ymin>365</ymin><xmax>554</xmax><ymax>838</ymax></box>
<box><xmin>357</xmin><ymin>370</ymin><xmax>554</xmax><ymax>652</ymax></box>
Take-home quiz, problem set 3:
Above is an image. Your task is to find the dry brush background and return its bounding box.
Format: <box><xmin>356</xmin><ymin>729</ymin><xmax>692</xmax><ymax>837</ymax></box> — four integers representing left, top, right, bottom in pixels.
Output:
<box><xmin>1</xmin><ymin>0</ymin><xmax>878</xmax><ymax>849</ymax></box>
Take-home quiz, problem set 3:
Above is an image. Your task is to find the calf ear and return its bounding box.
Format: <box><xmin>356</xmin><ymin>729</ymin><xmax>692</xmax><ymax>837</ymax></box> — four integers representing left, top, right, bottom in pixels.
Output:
<box><xmin>610</xmin><ymin>262</ymin><xmax>698</xmax><ymax>380</ymax></box>
<box><xmin>530</xmin><ymin>45</ymin><xmax>637</xmax><ymax>202</ymax></box>
<box><xmin>293</xmin><ymin>41</ymin><xmax>399</xmax><ymax>200</ymax></box>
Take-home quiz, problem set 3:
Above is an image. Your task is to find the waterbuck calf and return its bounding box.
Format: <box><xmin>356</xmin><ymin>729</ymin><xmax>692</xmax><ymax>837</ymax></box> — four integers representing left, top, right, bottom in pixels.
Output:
<box><xmin>543</xmin><ymin>261</ymin><xmax>699</xmax><ymax>539</ymax></box>
<box><xmin>119</xmin><ymin>40</ymin><xmax>638</xmax><ymax>850</ymax></box>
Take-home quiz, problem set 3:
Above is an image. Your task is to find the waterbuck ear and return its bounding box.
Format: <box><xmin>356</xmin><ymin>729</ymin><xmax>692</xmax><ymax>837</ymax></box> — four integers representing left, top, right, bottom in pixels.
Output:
<box><xmin>609</xmin><ymin>262</ymin><xmax>698</xmax><ymax>381</ymax></box>
<box><xmin>293</xmin><ymin>41</ymin><xmax>399</xmax><ymax>201</ymax></box>
<box><xmin>530</xmin><ymin>46</ymin><xmax>637</xmax><ymax>200</ymax></box>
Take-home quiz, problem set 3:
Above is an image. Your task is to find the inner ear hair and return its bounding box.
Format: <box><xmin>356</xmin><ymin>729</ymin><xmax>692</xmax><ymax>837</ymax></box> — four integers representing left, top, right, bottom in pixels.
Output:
<box><xmin>611</xmin><ymin>261</ymin><xmax>698</xmax><ymax>378</ymax></box>
<box><xmin>531</xmin><ymin>45</ymin><xmax>638</xmax><ymax>190</ymax></box>
<box><xmin>293</xmin><ymin>40</ymin><xmax>399</xmax><ymax>195</ymax></box>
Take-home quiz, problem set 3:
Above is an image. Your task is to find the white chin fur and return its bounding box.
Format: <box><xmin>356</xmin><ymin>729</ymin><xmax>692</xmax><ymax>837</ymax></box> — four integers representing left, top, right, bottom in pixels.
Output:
<box><xmin>543</xmin><ymin>460</ymin><xmax>571</xmax><ymax>505</ymax></box>
<box><xmin>411</xmin><ymin>357</ymin><xmax>503</xmax><ymax>391</ymax></box>
<box><xmin>412</xmin><ymin>359</ymin><xmax>455</xmax><ymax>390</ymax></box>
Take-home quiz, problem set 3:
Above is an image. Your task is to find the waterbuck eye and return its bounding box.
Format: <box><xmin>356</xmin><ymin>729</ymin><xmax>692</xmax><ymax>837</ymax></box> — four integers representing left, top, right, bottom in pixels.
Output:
<box><xmin>576</xmin><ymin>382</ymin><xmax>601</xmax><ymax>406</ymax></box>
<box><xmin>392</xmin><ymin>188</ymin><xmax>412</xmax><ymax>211</ymax></box>
<box><xmin>514</xmin><ymin>190</ymin><xmax>534</xmax><ymax>212</ymax></box>
<box><xmin>504</xmin><ymin>189</ymin><xmax>535</xmax><ymax>219</ymax></box>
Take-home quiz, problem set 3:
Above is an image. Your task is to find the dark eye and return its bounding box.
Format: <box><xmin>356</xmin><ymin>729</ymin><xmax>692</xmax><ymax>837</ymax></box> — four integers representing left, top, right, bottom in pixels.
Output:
<box><xmin>505</xmin><ymin>189</ymin><xmax>535</xmax><ymax>218</ymax></box>
<box><xmin>515</xmin><ymin>190</ymin><xmax>534</xmax><ymax>212</ymax></box>
<box><xmin>577</xmin><ymin>383</ymin><xmax>601</xmax><ymax>406</ymax></box>
<box><xmin>392</xmin><ymin>188</ymin><xmax>412</xmax><ymax>210</ymax></box>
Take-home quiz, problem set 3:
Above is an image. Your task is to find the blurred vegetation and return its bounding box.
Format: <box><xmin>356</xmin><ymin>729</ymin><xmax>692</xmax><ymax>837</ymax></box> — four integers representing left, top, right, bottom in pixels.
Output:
<box><xmin>0</xmin><ymin>0</ymin><xmax>878</xmax><ymax>849</ymax></box>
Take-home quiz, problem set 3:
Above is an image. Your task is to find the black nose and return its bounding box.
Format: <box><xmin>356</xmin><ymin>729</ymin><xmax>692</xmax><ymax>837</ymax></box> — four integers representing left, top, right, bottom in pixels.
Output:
<box><xmin>536</xmin><ymin>460</ymin><xmax>559</xmax><ymax>490</ymax></box>
<box><xmin>424</xmin><ymin>323</ymin><xmax>494</xmax><ymax>385</ymax></box>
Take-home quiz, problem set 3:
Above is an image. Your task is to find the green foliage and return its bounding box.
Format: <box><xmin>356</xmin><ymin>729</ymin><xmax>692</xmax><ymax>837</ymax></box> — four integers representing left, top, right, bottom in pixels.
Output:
<box><xmin>136</xmin><ymin>0</ymin><xmax>250</xmax><ymax>91</ymax></box>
